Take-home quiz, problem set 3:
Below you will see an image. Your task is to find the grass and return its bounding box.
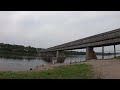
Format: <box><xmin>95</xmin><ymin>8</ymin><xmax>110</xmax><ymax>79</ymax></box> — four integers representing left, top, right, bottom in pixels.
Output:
<box><xmin>0</xmin><ymin>63</ymin><xmax>102</xmax><ymax>79</ymax></box>
<box><xmin>114</xmin><ymin>56</ymin><xmax>120</xmax><ymax>59</ymax></box>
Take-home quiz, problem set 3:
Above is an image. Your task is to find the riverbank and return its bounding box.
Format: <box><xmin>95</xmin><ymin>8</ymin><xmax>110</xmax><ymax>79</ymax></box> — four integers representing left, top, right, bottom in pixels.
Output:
<box><xmin>33</xmin><ymin>58</ymin><xmax>120</xmax><ymax>79</ymax></box>
<box><xmin>0</xmin><ymin>63</ymin><xmax>102</xmax><ymax>79</ymax></box>
<box><xmin>1</xmin><ymin>58</ymin><xmax>120</xmax><ymax>79</ymax></box>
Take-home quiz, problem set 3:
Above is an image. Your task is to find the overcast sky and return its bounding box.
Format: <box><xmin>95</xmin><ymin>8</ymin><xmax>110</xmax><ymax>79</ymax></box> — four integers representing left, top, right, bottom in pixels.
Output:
<box><xmin>0</xmin><ymin>11</ymin><xmax>120</xmax><ymax>52</ymax></box>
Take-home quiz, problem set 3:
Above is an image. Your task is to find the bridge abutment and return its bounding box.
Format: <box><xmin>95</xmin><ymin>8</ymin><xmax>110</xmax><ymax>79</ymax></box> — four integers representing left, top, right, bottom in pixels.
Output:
<box><xmin>86</xmin><ymin>47</ymin><xmax>97</xmax><ymax>60</ymax></box>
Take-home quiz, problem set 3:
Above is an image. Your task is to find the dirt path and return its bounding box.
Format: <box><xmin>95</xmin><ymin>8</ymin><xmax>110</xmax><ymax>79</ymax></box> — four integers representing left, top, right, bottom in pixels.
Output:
<box><xmin>84</xmin><ymin>59</ymin><xmax>120</xmax><ymax>79</ymax></box>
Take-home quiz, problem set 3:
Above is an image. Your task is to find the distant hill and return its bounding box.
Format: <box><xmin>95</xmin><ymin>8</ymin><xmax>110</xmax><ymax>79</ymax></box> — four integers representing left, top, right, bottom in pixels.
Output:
<box><xmin>0</xmin><ymin>43</ymin><xmax>40</xmax><ymax>57</ymax></box>
<box><xmin>0</xmin><ymin>43</ymin><xmax>117</xmax><ymax>59</ymax></box>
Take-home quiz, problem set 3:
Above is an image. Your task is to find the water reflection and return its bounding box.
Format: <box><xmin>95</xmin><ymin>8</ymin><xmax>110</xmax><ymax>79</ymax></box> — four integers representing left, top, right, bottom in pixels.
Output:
<box><xmin>0</xmin><ymin>54</ymin><xmax>120</xmax><ymax>71</ymax></box>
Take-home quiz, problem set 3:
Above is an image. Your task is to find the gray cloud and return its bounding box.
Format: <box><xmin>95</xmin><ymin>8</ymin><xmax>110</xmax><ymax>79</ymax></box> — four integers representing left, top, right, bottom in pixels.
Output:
<box><xmin>0</xmin><ymin>11</ymin><xmax>120</xmax><ymax>52</ymax></box>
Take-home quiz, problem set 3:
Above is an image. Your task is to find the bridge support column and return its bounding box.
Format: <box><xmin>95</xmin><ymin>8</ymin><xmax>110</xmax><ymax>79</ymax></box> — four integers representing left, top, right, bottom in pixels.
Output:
<box><xmin>102</xmin><ymin>46</ymin><xmax>104</xmax><ymax>59</ymax></box>
<box><xmin>114</xmin><ymin>45</ymin><xmax>116</xmax><ymax>58</ymax></box>
<box><xmin>86</xmin><ymin>47</ymin><xmax>97</xmax><ymax>60</ymax></box>
<box><xmin>56</xmin><ymin>50</ymin><xmax>66</xmax><ymax>63</ymax></box>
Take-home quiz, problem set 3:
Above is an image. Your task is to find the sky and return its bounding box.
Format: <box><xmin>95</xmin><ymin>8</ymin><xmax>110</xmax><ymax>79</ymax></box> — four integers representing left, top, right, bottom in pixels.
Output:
<box><xmin>0</xmin><ymin>11</ymin><xmax>120</xmax><ymax>52</ymax></box>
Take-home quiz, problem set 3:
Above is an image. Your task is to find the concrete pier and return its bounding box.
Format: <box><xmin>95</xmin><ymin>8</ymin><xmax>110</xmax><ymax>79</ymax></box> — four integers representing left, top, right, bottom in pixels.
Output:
<box><xmin>56</xmin><ymin>50</ymin><xmax>66</xmax><ymax>63</ymax></box>
<box><xmin>102</xmin><ymin>46</ymin><xmax>104</xmax><ymax>59</ymax></box>
<box><xmin>86</xmin><ymin>47</ymin><xmax>97</xmax><ymax>60</ymax></box>
<box><xmin>114</xmin><ymin>45</ymin><xmax>116</xmax><ymax>58</ymax></box>
<box><xmin>40</xmin><ymin>51</ymin><xmax>66</xmax><ymax>63</ymax></box>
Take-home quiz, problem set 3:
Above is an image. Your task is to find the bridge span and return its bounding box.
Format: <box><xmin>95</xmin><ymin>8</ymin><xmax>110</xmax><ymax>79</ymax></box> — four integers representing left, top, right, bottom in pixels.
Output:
<box><xmin>39</xmin><ymin>28</ymin><xmax>120</xmax><ymax>63</ymax></box>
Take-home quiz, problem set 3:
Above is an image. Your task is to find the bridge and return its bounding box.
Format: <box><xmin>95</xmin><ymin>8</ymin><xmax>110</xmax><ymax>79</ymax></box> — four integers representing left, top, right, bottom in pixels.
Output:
<box><xmin>39</xmin><ymin>28</ymin><xmax>120</xmax><ymax>63</ymax></box>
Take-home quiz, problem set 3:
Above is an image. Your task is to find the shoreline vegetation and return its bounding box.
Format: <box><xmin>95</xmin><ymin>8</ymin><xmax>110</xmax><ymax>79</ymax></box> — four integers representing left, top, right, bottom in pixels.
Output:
<box><xmin>0</xmin><ymin>63</ymin><xmax>102</xmax><ymax>79</ymax></box>
<box><xmin>0</xmin><ymin>43</ymin><xmax>119</xmax><ymax>79</ymax></box>
<box><xmin>64</xmin><ymin>51</ymin><xmax>118</xmax><ymax>56</ymax></box>
<box><xmin>114</xmin><ymin>56</ymin><xmax>120</xmax><ymax>59</ymax></box>
<box><xmin>0</xmin><ymin>57</ymin><xmax>120</xmax><ymax>79</ymax></box>
<box><xmin>0</xmin><ymin>43</ymin><xmax>41</xmax><ymax>59</ymax></box>
<box><xmin>0</xmin><ymin>43</ymin><xmax>118</xmax><ymax>60</ymax></box>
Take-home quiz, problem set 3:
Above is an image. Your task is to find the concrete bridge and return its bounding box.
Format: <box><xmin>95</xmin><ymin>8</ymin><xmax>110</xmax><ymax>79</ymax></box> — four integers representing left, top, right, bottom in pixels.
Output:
<box><xmin>39</xmin><ymin>28</ymin><xmax>120</xmax><ymax>63</ymax></box>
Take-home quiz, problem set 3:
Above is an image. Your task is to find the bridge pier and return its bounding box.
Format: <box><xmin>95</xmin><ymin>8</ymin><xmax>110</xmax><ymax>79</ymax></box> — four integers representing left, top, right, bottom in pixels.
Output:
<box><xmin>56</xmin><ymin>50</ymin><xmax>66</xmax><ymax>63</ymax></box>
<box><xmin>114</xmin><ymin>45</ymin><xmax>116</xmax><ymax>58</ymax></box>
<box><xmin>102</xmin><ymin>46</ymin><xmax>104</xmax><ymax>59</ymax></box>
<box><xmin>39</xmin><ymin>51</ymin><xmax>66</xmax><ymax>63</ymax></box>
<box><xmin>86</xmin><ymin>47</ymin><xmax>97</xmax><ymax>60</ymax></box>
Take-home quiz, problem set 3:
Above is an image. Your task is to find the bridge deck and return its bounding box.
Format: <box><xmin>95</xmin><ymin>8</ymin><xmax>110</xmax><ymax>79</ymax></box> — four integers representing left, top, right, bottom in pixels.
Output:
<box><xmin>40</xmin><ymin>28</ymin><xmax>120</xmax><ymax>52</ymax></box>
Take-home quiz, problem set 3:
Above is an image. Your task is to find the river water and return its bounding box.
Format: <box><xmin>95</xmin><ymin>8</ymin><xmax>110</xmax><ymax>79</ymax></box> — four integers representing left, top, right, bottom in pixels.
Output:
<box><xmin>0</xmin><ymin>54</ymin><xmax>120</xmax><ymax>71</ymax></box>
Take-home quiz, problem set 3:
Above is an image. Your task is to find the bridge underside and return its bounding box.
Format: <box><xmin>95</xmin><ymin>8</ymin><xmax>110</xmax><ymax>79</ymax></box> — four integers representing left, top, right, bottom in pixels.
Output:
<box><xmin>39</xmin><ymin>28</ymin><xmax>120</xmax><ymax>63</ymax></box>
<box><xmin>39</xmin><ymin>38</ymin><xmax>120</xmax><ymax>63</ymax></box>
<box><xmin>44</xmin><ymin>37</ymin><xmax>120</xmax><ymax>52</ymax></box>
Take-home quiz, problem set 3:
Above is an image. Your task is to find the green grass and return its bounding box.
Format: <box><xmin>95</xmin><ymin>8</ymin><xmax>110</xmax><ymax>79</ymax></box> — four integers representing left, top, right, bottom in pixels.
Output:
<box><xmin>114</xmin><ymin>56</ymin><xmax>120</xmax><ymax>59</ymax></box>
<box><xmin>0</xmin><ymin>63</ymin><xmax>102</xmax><ymax>79</ymax></box>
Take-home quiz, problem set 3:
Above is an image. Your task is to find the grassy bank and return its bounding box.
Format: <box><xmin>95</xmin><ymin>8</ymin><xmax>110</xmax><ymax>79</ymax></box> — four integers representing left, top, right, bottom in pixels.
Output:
<box><xmin>114</xmin><ymin>56</ymin><xmax>120</xmax><ymax>59</ymax></box>
<box><xmin>0</xmin><ymin>63</ymin><xmax>102</xmax><ymax>79</ymax></box>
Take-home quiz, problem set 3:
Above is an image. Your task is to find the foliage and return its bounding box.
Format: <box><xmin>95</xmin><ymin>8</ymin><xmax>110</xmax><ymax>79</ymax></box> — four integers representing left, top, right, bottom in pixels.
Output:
<box><xmin>64</xmin><ymin>51</ymin><xmax>86</xmax><ymax>55</ymax></box>
<box><xmin>114</xmin><ymin>56</ymin><xmax>120</xmax><ymax>59</ymax></box>
<box><xmin>0</xmin><ymin>43</ymin><xmax>38</xmax><ymax>57</ymax></box>
<box><xmin>64</xmin><ymin>51</ymin><xmax>116</xmax><ymax>55</ymax></box>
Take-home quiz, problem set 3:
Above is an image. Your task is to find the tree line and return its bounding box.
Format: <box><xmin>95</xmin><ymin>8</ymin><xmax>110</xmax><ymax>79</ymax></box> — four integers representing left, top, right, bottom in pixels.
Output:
<box><xmin>64</xmin><ymin>51</ymin><xmax>86</xmax><ymax>55</ymax></box>
<box><xmin>0</xmin><ymin>43</ymin><xmax>116</xmax><ymax>59</ymax></box>
<box><xmin>0</xmin><ymin>43</ymin><xmax>39</xmax><ymax>57</ymax></box>
<box><xmin>64</xmin><ymin>50</ymin><xmax>115</xmax><ymax>55</ymax></box>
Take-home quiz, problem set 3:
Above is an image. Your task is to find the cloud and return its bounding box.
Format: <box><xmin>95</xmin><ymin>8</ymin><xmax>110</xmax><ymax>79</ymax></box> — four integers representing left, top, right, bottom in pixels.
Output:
<box><xmin>0</xmin><ymin>11</ymin><xmax>120</xmax><ymax>52</ymax></box>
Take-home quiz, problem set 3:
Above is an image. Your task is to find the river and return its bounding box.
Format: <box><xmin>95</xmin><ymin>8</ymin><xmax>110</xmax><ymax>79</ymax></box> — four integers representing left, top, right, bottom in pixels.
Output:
<box><xmin>0</xmin><ymin>54</ymin><xmax>120</xmax><ymax>71</ymax></box>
